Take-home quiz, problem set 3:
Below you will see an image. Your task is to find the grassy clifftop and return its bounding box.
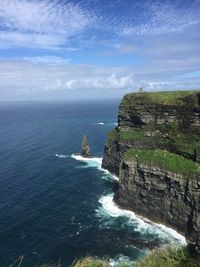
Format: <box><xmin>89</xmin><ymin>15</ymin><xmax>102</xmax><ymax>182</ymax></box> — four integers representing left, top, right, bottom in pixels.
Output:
<box><xmin>122</xmin><ymin>90</ymin><xmax>200</xmax><ymax>107</ymax></box>
<box><xmin>107</xmin><ymin>90</ymin><xmax>200</xmax><ymax>163</ymax></box>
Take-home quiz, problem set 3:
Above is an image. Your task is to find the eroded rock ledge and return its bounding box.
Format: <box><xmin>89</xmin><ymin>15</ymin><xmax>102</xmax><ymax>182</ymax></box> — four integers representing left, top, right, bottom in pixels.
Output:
<box><xmin>102</xmin><ymin>90</ymin><xmax>200</xmax><ymax>244</ymax></box>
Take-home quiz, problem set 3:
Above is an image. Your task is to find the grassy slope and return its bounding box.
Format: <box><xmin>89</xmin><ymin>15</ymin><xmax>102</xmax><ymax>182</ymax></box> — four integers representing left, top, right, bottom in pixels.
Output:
<box><xmin>133</xmin><ymin>246</ymin><xmax>200</xmax><ymax>267</ymax></box>
<box><xmin>125</xmin><ymin>148</ymin><xmax>200</xmax><ymax>177</ymax></box>
<box><xmin>35</xmin><ymin>246</ymin><xmax>200</xmax><ymax>267</ymax></box>
<box><xmin>120</xmin><ymin>129</ymin><xmax>144</xmax><ymax>141</ymax></box>
<box><xmin>107</xmin><ymin>128</ymin><xmax>144</xmax><ymax>141</ymax></box>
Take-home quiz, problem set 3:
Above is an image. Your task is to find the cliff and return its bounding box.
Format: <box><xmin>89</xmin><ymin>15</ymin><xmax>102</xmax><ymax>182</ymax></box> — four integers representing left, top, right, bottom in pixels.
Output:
<box><xmin>102</xmin><ymin>90</ymin><xmax>200</xmax><ymax>244</ymax></box>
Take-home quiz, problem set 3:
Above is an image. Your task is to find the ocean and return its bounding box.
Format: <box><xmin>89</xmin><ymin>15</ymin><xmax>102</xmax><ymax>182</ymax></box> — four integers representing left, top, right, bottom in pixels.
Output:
<box><xmin>0</xmin><ymin>100</ymin><xmax>185</xmax><ymax>267</ymax></box>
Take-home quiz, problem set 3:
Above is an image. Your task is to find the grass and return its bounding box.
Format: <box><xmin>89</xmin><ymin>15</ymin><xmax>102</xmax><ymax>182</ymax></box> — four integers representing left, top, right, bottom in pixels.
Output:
<box><xmin>71</xmin><ymin>246</ymin><xmax>200</xmax><ymax>267</ymax></box>
<box><xmin>106</xmin><ymin>126</ymin><xmax>200</xmax><ymax>162</ymax></box>
<box><xmin>169</xmin><ymin>139</ymin><xmax>200</xmax><ymax>155</ymax></box>
<box><xmin>134</xmin><ymin>246</ymin><xmax>200</xmax><ymax>267</ymax></box>
<box><xmin>35</xmin><ymin>257</ymin><xmax>108</xmax><ymax>267</ymax></box>
<box><xmin>36</xmin><ymin>246</ymin><xmax>200</xmax><ymax>267</ymax></box>
<box><xmin>72</xmin><ymin>257</ymin><xmax>108</xmax><ymax>267</ymax></box>
<box><xmin>119</xmin><ymin>129</ymin><xmax>144</xmax><ymax>141</ymax></box>
<box><xmin>107</xmin><ymin>128</ymin><xmax>118</xmax><ymax>139</ymax></box>
<box><xmin>10</xmin><ymin>245</ymin><xmax>200</xmax><ymax>267</ymax></box>
<box><xmin>158</xmin><ymin>131</ymin><xmax>200</xmax><ymax>154</ymax></box>
<box><xmin>125</xmin><ymin>148</ymin><xmax>200</xmax><ymax>177</ymax></box>
<box><xmin>122</xmin><ymin>90</ymin><xmax>200</xmax><ymax>107</ymax></box>
<box><xmin>107</xmin><ymin>128</ymin><xmax>144</xmax><ymax>142</ymax></box>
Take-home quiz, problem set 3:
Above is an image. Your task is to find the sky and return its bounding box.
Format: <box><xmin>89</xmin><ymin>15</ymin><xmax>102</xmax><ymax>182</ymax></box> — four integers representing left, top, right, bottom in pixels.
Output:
<box><xmin>0</xmin><ymin>0</ymin><xmax>200</xmax><ymax>100</ymax></box>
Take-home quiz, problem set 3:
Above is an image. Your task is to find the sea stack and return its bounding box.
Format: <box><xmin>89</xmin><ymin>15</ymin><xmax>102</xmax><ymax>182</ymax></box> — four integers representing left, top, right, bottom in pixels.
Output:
<box><xmin>81</xmin><ymin>135</ymin><xmax>90</xmax><ymax>157</ymax></box>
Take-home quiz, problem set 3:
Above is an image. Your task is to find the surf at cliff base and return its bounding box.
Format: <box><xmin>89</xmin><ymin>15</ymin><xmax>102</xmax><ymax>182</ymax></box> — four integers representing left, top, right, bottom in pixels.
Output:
<box><xmin>70</xmin><ymin>154</ymin><xmax>186</xmax><ymax>246</ymax></box>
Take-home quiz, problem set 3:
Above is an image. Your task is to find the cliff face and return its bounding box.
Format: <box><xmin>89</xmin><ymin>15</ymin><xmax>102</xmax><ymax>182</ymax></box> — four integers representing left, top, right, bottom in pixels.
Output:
<box><xmin>102</xmin><ymin>90</ymin><xmax>200</xmax><ymax>243</ymax></box>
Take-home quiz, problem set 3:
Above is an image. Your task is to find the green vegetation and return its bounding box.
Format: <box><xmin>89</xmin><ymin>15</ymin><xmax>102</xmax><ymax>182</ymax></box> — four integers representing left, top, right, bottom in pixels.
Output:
<box><xmin>11</xmin><ymin>246</ymin><xmax>200</xmax><ymax>267</ymax></box>
<box><xmin>107</xmin><ymin>128</ymin><xmax>144</xmax><ymax>142</ymax></box>
<box><xmin>125</xmin><ymin>148</ymin><xmax>200</xmax><ymax>177</ymax></box>
<box><xmin>35</xmin><ymin>258</ymin><xmax>108</xmax><ymax>267</ymax></box>
<box><xmin>159</xmin><ymin>136</ymin><xmax>200</xmax><ymax>156</ymax></box>
<box><xmin>35</xmin><ymin>246</ymin><xmax>200</xmax><ymax>267</ymax></box>
<box><xmin>120</xmin><ymin>129</ymin><xmax>144</xmax><ymax>141</ymax></box>
<box><xmin>154</xmin><ymin>123</ymin><xmax>200</xmax><ymax>160</ymax></box>
<box><xmin>134</xmin><ymin>246</ymin><xmax>200</xmax><ymax>267</ymax></box>
<box><xmin>72</xmin><ymin>257</ymin><xmax>108</xmax><ymax>267</ymax></box>
<box><xmin>123</xmin><ymin>90</ymin><xmax>200</xmax><ymax>107</ymax></box>
<box><xmin>107</xmin><ymin>128</ymin><xmax>118</xmax><ymax>139</ymax></box>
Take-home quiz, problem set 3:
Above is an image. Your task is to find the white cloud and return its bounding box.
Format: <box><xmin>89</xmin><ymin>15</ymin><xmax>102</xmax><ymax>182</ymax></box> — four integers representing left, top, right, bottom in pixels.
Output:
<box><xmin>23</xmin><ymin>56</ymin><xmax>70</xmax><ymax>65</ymax></box>
<box><xmin>0</xmin><ymin>31</ymin><xmax>66</xmax><ymax>49</ymax></box>
<box><xmin>0</xmin><ymin>0</ymin><xmax>199</xmax><ymax>51</ymax></box>
<box><xmin>0</xmin><ymin>59</ymin><xmax>132</xmax><ymax>93</ymax></box>
<box><xmin>0</xmin><ymin>0</ymin><xmax>95</xmax><ymax>49</ymax></box>
<box><xmin>0</xmin><ymin>0</ymin><xmax>93</xmax><ymax>34</ymax></box>
<box><xmin>120</xmin><ymin>1</ymin><xmax>200</xmax><ymax>36</ymax></box>
<box><xmin>64</xmin><ymin>73</ymin><xmax>135</xmax><ymax>90</ymax></box>
<box><xmin>0</xmin><ymin>58</ymin><xmax>199</xmax><ymax>101</ymax></box>
<box><xmin>144</xmin><ymin>79</ymin><xmax>200</xmax><ymax>91</ymax></box>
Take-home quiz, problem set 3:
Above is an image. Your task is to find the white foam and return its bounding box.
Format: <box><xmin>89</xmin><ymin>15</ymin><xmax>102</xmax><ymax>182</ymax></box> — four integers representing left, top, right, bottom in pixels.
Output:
<box><xmin>101</xmin><ymin>168</ymin><xmax>119</xmax><ymax>181</ymax></box>
<box><xmin>97</xmin><ymin>194</ymin><xmax>186</xmax><ymax>245</ymax></box>
<box><xmin>71</xmin><ymin>154</ymin><xmax>119</xmax><ymax>181</ymax></box>
<box><xmin>71</xmin><ymin>154</ymin><xmax>102</xmax><ymax>166</ymax></box>
<box><xmin>109</xmin><ymin>254</ymin><xmax>133</xmax><ymax>266</ymax></box>
<box><xmin>95</xmin><ymin>122</ymin><xmax>117</xmax><ymax>126</ymax></box>
<box><xmin>55</xmin><ymin>154</ymin><xmax>69</xmax><ymax>158</ymax></box>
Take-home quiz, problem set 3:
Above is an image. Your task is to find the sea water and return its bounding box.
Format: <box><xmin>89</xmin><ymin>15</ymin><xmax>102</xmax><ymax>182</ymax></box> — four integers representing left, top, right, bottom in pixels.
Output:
<box><xmin>0</xmin><ymin>100</ymin><xmax>185</xmax><ymax>267</ymax></box>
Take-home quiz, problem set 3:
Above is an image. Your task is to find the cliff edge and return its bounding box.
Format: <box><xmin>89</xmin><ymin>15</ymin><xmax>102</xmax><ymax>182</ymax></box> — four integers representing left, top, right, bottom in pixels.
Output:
<box><xmin>102</xmin><ymin>90</ymin><xmax>200</xmax><ymax>244</ymax></box>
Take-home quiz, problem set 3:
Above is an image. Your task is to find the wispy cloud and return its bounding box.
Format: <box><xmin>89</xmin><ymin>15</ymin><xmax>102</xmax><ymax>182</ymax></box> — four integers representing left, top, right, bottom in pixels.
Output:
<box><xmin>0</xmin><ymin>0</ymin><xmax>95</xmax><ymax>49</ymax></box>
<box><xmin>23</xmin><ymin>56</ymin><xmax>70</xmax><ymax>65</ymax></box>
<box><xmin>1</xmin><ymin>0</ymin><xmax>199</xmax><ymax>50</ymax></box>
<box><xmin>120</xmin><ymin>0</ymin><xmax>200</xmax><ymax>36</ymax></box>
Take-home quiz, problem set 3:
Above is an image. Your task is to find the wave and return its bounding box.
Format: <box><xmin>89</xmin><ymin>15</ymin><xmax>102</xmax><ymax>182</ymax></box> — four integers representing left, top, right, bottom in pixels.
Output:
<box><xmin>71</xmin><ymin>154</ymin><xmax>119</xmax><ymax>181</ymax></box>
<box><xmin>101</xmin><ymin>168</ymin><xmax>119</xmax><ymax>182</ymax></box>
<box><xmin>55</xmin><ymin>153</ymin><xmax>118</xmax><ymax>181</ymax></box>
<box><xmin>97</xmin><ymin>194</ymin><xmax>186</xmax><ymax>246</ymax></box>
<box><xmin>54</xmin><ymin>154</ymin><xmax>69</xmax><ymax>158</ymax></box>
<box><xmin>95</xmin><ymin>122</ymin><xmax>117</xmax><ymax>126</ymax></box>
<box><xmin>71</xmin><ymin>154</ymin><xmax>102</xmax><ymax>167</ymax></box>
<box><xmin>109</xmin><ymin>254</ymin><xmax>135</xmax><ymax>266</ymax></box>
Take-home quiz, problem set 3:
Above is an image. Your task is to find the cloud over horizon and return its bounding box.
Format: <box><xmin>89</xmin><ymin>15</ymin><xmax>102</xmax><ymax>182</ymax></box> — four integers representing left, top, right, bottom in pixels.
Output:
<box><xmin>0</xmin><ymin>0</ymin><xmax>199</xmax><ymax>100</ymax></box>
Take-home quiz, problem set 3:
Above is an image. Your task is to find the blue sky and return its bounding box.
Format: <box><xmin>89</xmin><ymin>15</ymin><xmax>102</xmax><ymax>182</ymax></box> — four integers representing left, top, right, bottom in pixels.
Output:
<box><xmin>0</xmin><ymin>0</ymin><xmax>200</xmax><ymax>100</ymax></box>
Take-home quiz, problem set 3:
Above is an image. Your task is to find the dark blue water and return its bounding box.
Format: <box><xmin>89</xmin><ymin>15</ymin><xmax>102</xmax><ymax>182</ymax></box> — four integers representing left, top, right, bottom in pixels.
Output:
<box><xmin>0</xmin><ymin>100</ymin><xmax>184</xmax><ymax>267</ymax></box>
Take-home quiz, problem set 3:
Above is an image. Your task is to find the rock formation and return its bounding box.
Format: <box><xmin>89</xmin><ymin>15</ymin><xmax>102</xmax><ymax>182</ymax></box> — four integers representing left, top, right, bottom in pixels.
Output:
<box><xmin>81</xmin><ymin>135</ymin><xmax>90</xmax><ymax>157</ymax></box>
<box><xmin>102</xmin><ymin>90</ymin><xmax>200</xmax><ymax>244</ymax></box>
